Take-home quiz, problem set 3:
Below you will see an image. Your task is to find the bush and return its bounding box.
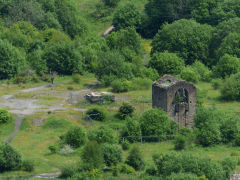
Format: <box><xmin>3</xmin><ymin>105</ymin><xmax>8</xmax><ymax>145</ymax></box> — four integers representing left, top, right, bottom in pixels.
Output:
<box><xmin>166</xmin><ymin>173</ymin><xmax>199</xmax><ymax>180</ymax></box>
<box><xmin>48</xmin><ymin>145</ymin><xmax>58</xmax><ymax>154</ymax></box>
<box><xmin>126</xmin><ymin>146</ymin><xmax>145</xmax><ymax>171</ymax></box>
<box><xmin>153</xmin><ymin>153</ymin><xmax>224</xmax><ymax>179</ymax></box>
<box><xmin>63</xmin><ymin>126</ymin><xmax>87</xmax><ymax>148</ymax></box>
<box><xmin>86</xmin><ymin>106</ymin><xmax>107</xmax><ymax>121</ymax></box>
<box><xmin>60</xmin><ymin>164</ymin><xmax>76</xmax><ymax>179</ymax></box>
<box><xmin>22</xmin><ymin>160</ymin><xmax>34</xmax><ymax>172</ymax></box>
<box><xmin>121</xmin><ymin>140</ymin><xmax>130</xmax><ymax>150</ymax></box>
<box><xmin>0</xmin><ymin>109</ymin><xmax>10</xmax><ymax>124</ymax></box>
<box><xmin>174</xmin><ymin>135</ymin><xmax>187</xmax><ymax>150</ymax></box>
<box><xmin>191</xmin><ymin>61</ymin><xmax>212</xmax><ymax>82</ymax></box>
<box><xmin>211</xmin><ymin>78</ymin><xmax>223</xmax><ymax>90</ymax></box>
<box><xmin>59</xmin><ymin>145</ymin><xmax>74</xmax><ymax>155</ymax></box>
<box><xmin>221</xmin><ymin>73</ymin><xmax>240</xmax><ymax>101</ymax></box>
<box><xmin>214</xmin><ymin>54</ymin><xmax>240</xmax><ymax>78</ymax></box>
<box><xmin>235</xmin><ymin>134</ymin><xmax>240</xmax><ymax>146</ymax></box>
<box><xmin>140</xmin><ymin>108</ymin><xmax>177</xmax><ymax>140</ymax></box>
<box><xmin>101</xmin><ymin>143</ymin><xmax>122</xmax><ymax>166</ymax></box>
<box><xmin>0</xmin><ymin>143</ymin><xmax>22</xmax><ymax>172</ymax></box>
<box><xmin>130</xmin><ymin>78</ymin><xmax>153</xmax><ymax>91</ymax></box>
<box><xmin>81</xmin><ymin>141</ymin><xmax>104</xmax><ymax>169</ymax></box>
<box><xmin>121</xmin><ymin>118</ymin><xmax>141</xmax><ymax>142</ymax></box>
<box><xmin>88</xmin><ymin>126</ymin><xmax>118</xmax><ymax>144</ymax></box>
<box><xmin>72</xmin><ymin>73</ymin><xmax>81</xmax><ymax>83</ymax></box>
<box><xmin>221</xmin><ymin>158</ymin><xmax>237</xmax><ymax>179</ymax></box>
<box><xmin>112</xmin><ymin>3</ymin><xmax>142</xmax><ymax>30</ymax></box>
<box><xmin>180</xmin><ymin>67</ymin><xmax>200</xmax><ymax>83</ymax></box>
<box><xmin>149</xmin><ymin>52</ymin><xmax>184</xmax><ymax>76</ymax></box>
<box><xmin>111</xmin><ymin>79</ymin><xmax>130</xmax><ymax>93</ymax></box>
<box><xmin>118</xmin><ymin>103</ymin><xmax>135</xmax><ymax>120</ymax></box>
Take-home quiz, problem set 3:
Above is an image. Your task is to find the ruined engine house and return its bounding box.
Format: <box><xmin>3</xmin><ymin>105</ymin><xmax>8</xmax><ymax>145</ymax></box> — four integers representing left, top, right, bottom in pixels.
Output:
<box><xmin>152</xmin><ymin>75</ymin><xmax>196</xmax><ymax>128</ymax></box>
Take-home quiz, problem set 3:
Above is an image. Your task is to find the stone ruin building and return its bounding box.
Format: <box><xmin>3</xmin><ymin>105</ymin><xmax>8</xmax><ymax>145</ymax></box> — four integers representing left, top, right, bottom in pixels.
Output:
<box><xmin>152</xmin><ymin>75</ymin><xmax>196</xmax><ymax>128</ymax></box>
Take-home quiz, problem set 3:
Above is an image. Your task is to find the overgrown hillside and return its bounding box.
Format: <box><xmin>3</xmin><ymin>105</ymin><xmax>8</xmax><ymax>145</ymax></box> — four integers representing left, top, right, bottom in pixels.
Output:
<box><xmin>0</xmin><ymin>0</ymin><xmax>240</xmax><ymax>179</ymax></box>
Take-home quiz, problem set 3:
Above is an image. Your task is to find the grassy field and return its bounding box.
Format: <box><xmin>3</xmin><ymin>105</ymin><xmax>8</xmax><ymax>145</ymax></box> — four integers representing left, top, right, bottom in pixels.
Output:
<box><xmin>0</xmin><ymin>75</ymin><xmax>240</xmax><ymax>179</ymax></box>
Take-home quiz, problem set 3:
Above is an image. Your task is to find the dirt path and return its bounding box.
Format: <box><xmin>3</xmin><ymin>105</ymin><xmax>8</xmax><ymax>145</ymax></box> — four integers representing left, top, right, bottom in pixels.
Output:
<box><xmin>7</xmin><ymin>116</ymin><xmax>24</xmax><ymax>143</ymax></box>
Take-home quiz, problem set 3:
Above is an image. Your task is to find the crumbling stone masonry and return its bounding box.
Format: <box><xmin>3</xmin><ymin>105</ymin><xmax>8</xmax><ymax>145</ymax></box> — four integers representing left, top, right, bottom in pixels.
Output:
<box><xmin>152</xmin><ymin>75</ymin><xmax>197</xmax><ymax>128</ymax></box>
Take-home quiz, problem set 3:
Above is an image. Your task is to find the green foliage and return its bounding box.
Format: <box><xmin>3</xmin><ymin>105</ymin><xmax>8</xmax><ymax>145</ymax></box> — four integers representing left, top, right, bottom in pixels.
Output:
<box><xmin>86</xmin><ymin>106</ymin><xmax>107</xmax><ymax>121</ymax></box>
<box><xmin>81</xmin><ymin>141</ymin><xmax>104</xmax><ymax>169</ymax></box>
<box><xmin>101</xmin><ymin>143</ymin><xmax>122</xmax><ymax>166</ymax></box>
<box><xmin>0</xmin><ymin>109</ymin><xmax>10</xmax><ymax>124</ymax></box>
<box><xmin>48</xmin><ymin>145</ymin><xmax>58</xmax><ymax>154</ymax></box>
<box><xmin>21</xmin><ymin>160</ymin><xmax>34</xmax><ymax>172</ymax></box>
<box><xmin>221</xmin><ymin>72</ymin><xmax>240</xmax><ymax>101</ymax></box>
<box><xmin>111</xmin><ymin>79</ymin><xmax>130</xmax><ymax>93</ymax></box>
<box><xmin>0</xmin><ymin>39</ymin><xmax>26</xmax><ymax>79</ymax></box>
<box><xmin>149</xmin><ymin>52</ymin><xmax>184</xmax><ymax>76</ymax></box>
<box><xmin>214</xmin><ymin>54</ymin><xmax>240</xmax><ymax>78</ymax></box>
<box><xmin>217</xmin><ymin>32</ymin><xmax>240</xmax><ymax>59</ymax></box>
<box><xmin>180</xmin><ymin>67</ymin><xmax>200</xmax><ymax>83</ymax></box>
<box><xmin>43</xmin><ymin>40</ymin><xmax>84</xmax><ymax>75</ymax></box>
<box><xmin>118</xmin><ymin>103</ymin><xmax>135</xmax><ymax>120</ymax></box>
<box><xmin>211</xmin><ymin>78</ymin><xmax>223</xmax><ymax>90</ymax></box>
<box><xmin>140</xmin><ymin>108</ymin><xmax>177</xmax><ymax>140</ymax></box>
<box><xmin>121</xmin><ymin>140</ymin><xmax>130</xmax><ymax>150</ymax></box>
<box><xmin>113</xmin><ymin>3</ymin><xmax>142</xmax><ymax>30</ymax></box>
<box><xmin>88</xmin><ymin>126</ymin><xmax>118</xmax><ymax>144</ymax></box>
<box><xmin>96</xmin><ymin>51</ymin><xmax>133</xmax><ymax>86</ymax></box>
<box><xmin>43</xmin><ymin>117</ymin><xmax>71</xmax><ymax>129</ymax></box>
<box><xmin>63</xmin><ymin>126</ymin><xmax>87</xmax><ymax>149</ymax></box>
<box><xmin>174</xmin><ymin>135</ymin><xmax>187</xmax><ymax>151</ymax></box>
<box><xmin>151</xmin><ymin>19</ymin><xmax>214</xmax><ymax>65</ymax></box>
<box><xmin>191</xmin><ymin>61</ymin><xmax>212</xmax><ymax>82</ymax></box>
<box><xmin>0</xmin><ymin>143</ymin><xmax>22</xmax><ymax>172</ymax></box>
<box><xmin>60</xmin><ymin>164</ymin><xmax>77</xmax><ymax>179</ymax></box>
<box><xmin>153</xmin><ymin>153</ymin><xmax>224</xmax><ymax>180</ymax></box>
<box><xmin>221</xmin><ymin>158</ymin><xmax>237</xmax><ymax>179</ymax></box>
<box><xmin>126</xmin><ymin>146</ymin><xmax>145</xmax><ymax>171</ymax></box>
<box><xmin>101</xmin><ymin>0</ymin><xmax>120</xmax><ymax>7</ymax></box>
<box><xmin>166</xmin><ymin>173</ymin><xmax>198</xmax><ymax>180</ymax></box>
<box><xmin>121</xmin><ymin>118</ymin><xmax>141</xmax><ymax>142</ymax></box>
<box><xmin>72</xmin><ymin>74</ymin><xmax>81</xmax><ymax>84</ymax></box>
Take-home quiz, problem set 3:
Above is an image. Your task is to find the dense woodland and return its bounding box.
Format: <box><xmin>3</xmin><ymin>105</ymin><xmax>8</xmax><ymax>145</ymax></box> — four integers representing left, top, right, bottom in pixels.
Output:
<box><xmin>1</xmin><ymin>0</ymin><xmax>240</xmax><ymax>179</ymax></box>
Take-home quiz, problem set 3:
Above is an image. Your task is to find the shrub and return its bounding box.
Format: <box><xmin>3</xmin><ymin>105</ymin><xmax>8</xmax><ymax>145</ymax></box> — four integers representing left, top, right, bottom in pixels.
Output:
<box><xmin>145</xmin><ymin>165</ymin><xmax>157</xmax><ymax>176</ymax></box>
<box><xmin>0</xmin><ymin>109</ymin><xmax>10</xmax><ymax>124</ymax></box>
<box><xmin>0</xmin><ymin>143</ymin><xmax>22</xmax><ymax>172</ymax></box>
<box><xmin>48</xmin><ymin>145</ymin><xmax>58</xmax><ymax>154</ymax></box>
<box><xmin>112</xmin><ymin>3</ymin><xmax>142</xmax><ymax>30</ymax></box>
<box><xmin>166</xmin><ymin>173</ymin><xmax>199</xmax><ymax>180</ymax></box>
<box><xmin>149</xmin><ymin>52</ymin><xmax>184</xmax><ymax>76</ymax></box>
<box><xmin>88</xmin><ymin>126</ymin><xmax>118</xmax><ymax>144</ymax></box>
<box><xmin>60</xmin><ymin>164</ymin><xmax>76</xmax><ymax>179</ymax></box>
<box><xmin>235</xmin><ymin>134</ymin><xmax>240</xmax><ymax>146</ymax></box>
<box><xmin>221</xmin><ymin>158</ymin><xmax>237</xmax><ymax>179</ymax></box>
<box><xmin>191</xmin><ymin>61</ymin><xmax>212</xmax><ymax>82</ymax></box>
<box><xmin>126</xmin><ymin>146</ymin><xmax>145</xmax><ymax>171</ymax></box>
<box><xmin>64</xmin><ymin>126</ymin><xmax>87</xmax><ymax>148</ymax></box>
<box><xmin>118</xmin><ymin>103</ymin><xmax>135</xmax><ymax>120</ymax></box>
<box><xmin>221</xmin><ymin>73</ymin><xmax>240</xmax><ymax>101</ymax></box>
<box><xmin>211</xmin><ymin>78</ymin><xmax>223</xmax><ymax>90</ymax></box>
<box><xmin>214</xmin><ymin>54</ymin><xmax>240</xmax><ymax>78</ymax></box>
<box><xmin>130</xmin><ymin>78</ymin><xmax>153</xmax><ymax>91</ymax></box>
<box><xmin>101</xmin><ymin>143</ymin><xmax>122</xmax><ymax>166</ymax></box>
<box><xmin>121</xmin><ymin>140</ymin><xmax>130</xmax><ymax>150</ymax></box>
<box><xmin>111</xmin><ymin>79</ymin><xmax>130</xmax><ymax>93</ymax></box>
<box><xmin>81</xmin><ymin>141</ymin><xmax>104</xmax><ymax>169</ymax></box>
<box><xmin>119</xmin><ymin>164</ymin><xmax>136</xmax><ymax>174</ymax></box>
<box><xmin>86</xmin><ymin>106</ymin><xmax>107</xmax><ymax>121</ymax></box>
<box><xmin>121</xmin><ymin>118</ymin><xmax>141</xmax><ymax>142</ymax></box>
<box><xmin>140</xmin><ymin>108</ymin><xmax>177</xmax><ymax>140</ymax></box>
<box><xmin>174</xmin><ymin>135</ymin><xmax>187</xmax><ymax>150</ymax></box>
<box><xmin>72</xmin><ymin>73</ymin><xmax>81</xmax><ymax>83</ymax></box>
<box><xmin>180</xmin><ymin>67</ymin><xmax>200</xmax><ymax>83</ymax></box>
<box><xmin>153</xmin><ymin>153</ymin><xmax>224</xmax><ymax>179</ymax></box>
<box><xmin>59</xmin><ymin>145</ymin><xmax>74</xmax><ymax>155</ymax></box>
<box><xmin>22</xmin><ymin>160</ymin><xmax>34</xmax><ymax>172</ymax></box>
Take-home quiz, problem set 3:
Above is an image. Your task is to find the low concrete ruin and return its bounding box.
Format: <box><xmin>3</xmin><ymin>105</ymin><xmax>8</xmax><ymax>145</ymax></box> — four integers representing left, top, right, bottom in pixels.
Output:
<box><xmin>152</xmin><ymin>75</ymin><xmax>197</xmax><ymax>128</ymax></box>
<box><xmin>85</xmin><ymin>92</ymin><xmax>115</xmax><ymax>103</ymax></box>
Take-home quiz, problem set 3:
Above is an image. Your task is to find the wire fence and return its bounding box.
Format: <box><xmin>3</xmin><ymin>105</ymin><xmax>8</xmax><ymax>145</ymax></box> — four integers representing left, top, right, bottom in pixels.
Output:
<box><xmin>121</xmin><ymin>135</ymin><xmax>175</xmax><ymax>143</ymax></box>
